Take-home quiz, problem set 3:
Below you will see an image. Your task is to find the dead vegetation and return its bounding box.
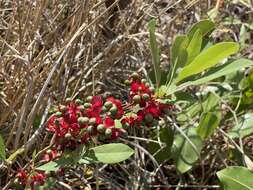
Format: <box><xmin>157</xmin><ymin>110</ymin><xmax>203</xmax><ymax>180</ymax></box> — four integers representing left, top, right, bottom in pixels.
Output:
<box><xmin>0</xmin><ymin>0</ymin><xmax>253</xmax><ymax>189</ymax></box>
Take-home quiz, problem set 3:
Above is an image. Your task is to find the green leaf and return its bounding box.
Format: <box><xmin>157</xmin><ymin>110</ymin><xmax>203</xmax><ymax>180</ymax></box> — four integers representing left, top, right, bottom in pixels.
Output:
<box><xmin>36</xmin><ymin>154</ymin><xmax>76</xmax><ymax>171</ymax></box>
<box><xmin>217</xmin><ymin>166</ymin><xmax>253</xmax><ymax>190</ymax></box>
<box><xmin>148</xmin><ymin>19</ymin><xmax>161</xmax><ymax>87</ymax></box>
<box><xmin>85</xmin><ymin>143</ymin><xmax>134</xmax><ymax>164</ymax></box>
<box><xmin>171</xmin><ymin>35</ymin><xmax>189</xmax><ymax>65</ymax></box>
<box><xmin>36</xmin><ymin>161</ymin><xmax>60</xmax><ymax>172</ymax></box>
<box><xmin>6</xmin><ymin>147</ymin><xmax>24</xmax><ymax>164</ymax></box>
<box><xmin>228</xmin><ymin>113</ymin><xmax>253</xmax><ymax>139</ymax></box>
<box><xmin>187</xmin><ymin>29</ymin><xmax>202</xmax><ymax>64</ymax></box>
<box><xmin>148</xmin><ymin>127</ymin><xmax>174</xmax><ymax>164</ymax></box>
<box><xmin>187</xmin><ymin>19</ymin><xmax>215</xmax><ymax>40</ymax></box>
<box><xmin>197</xmin><ymin>111</ymin><xmax>221</xmax><ymax>140</ymax></box>
<box><xmin>172</xmin><ymin>127</ymin><xmax>203</xmax><ymax>173</ymax></box>
<box><xmin>0</xmin><ymin>134</ymin><xmax>6</xmax><ymax>160</ymax></box>
<box><xmin>175</xmin><ymin>42</ymin><xmax>240</xmax><ymax>83</ymax></box>
<box><xmin>167</xmin><ymin>59</ymin><xmax>253</xmax><ymax>95</ymax></box>
<box><xmin>202</xmin><ymin>92</ymin><xmax>220</xmax><ymax>112</ymax></box>
<box><xmin>239</xmin><ymin>24</ymin><xmax>247</xmax><ymax>49</ymax></box>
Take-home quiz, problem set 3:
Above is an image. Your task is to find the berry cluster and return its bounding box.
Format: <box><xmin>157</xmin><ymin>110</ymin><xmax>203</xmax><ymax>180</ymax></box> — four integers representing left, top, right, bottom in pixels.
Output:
<box><xmin>16</xmin><ymin>149</ymin><xmax>64</xmax><ymax>189</ymax></box>
<box><xmin>122</xmin><ymin>73</ymin><xmax>174</xmax><ymax>128</ymax></box>
<box><xmin>15</xmin><ymin>73</ymin><xmax>174</xmax><ymax>189</ymax></box>
<box><xmin>17</xmin><ymin>169</ymin><xmax>46</xmax><ymax>190</ymax></box>
<box><xmin>46</xmin><ymin>95</ymin><xmax>127</xmax><ymax>150</ymax></box>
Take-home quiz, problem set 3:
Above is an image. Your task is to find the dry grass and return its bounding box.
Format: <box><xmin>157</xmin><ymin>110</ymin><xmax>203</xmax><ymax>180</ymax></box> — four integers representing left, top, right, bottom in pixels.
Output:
<box><xmin>0</xmin><ymin>0</ymin><xmax>252</xmax><ymax>189</ymax></box>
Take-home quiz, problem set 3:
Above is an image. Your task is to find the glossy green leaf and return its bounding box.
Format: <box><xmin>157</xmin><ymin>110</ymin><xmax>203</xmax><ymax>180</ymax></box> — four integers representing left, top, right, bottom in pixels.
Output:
<box><xmin>228</xmin><ymin>113</ymin><xmax>253</xmax><ymax>139</ymax></box>
<box><xmin>172</xmin><ymin>127</ymin><xmax>203</xmax><ymax>173</ymax></box>
<box><xmin>197</xmin><ymin>111</ymin><xmax>221</xmax><ymax>140</ymax></box>
<box><xmin>0</xmin><ymin>134</ymin><xmax>6</xmax><ymax>160</ymax></box>
<box><xmin>187</xmin><ymin>29</ymin><xmax>202</xmax><ymax>64</ymax></box>
<box><xmin>86</xmin><ymin>143</ymin><xmax>134</xmax><ymax>164</ymax></box>
<box><xmin>167</xmin><ymin>59</ymin><xmax>253</xmax><ymax>95</ymax></box>
<box><xmin>188</xmin><ymin>19</ymin><xmax>215</xmax><ymax>40</ymax></box>
<box><xmin>217</xmin><ymin>166</ymin><xmax>253</xmax><ymax>190</ymax></box>
<box><xmin>175</xmin><ymin>42</ymin><xmax>240</xmax><ymax>83</ymax></box>
<box><xmin>148</xmin><ymin>19</ymin><xmax>161</xmax><ymax>87</ymax></box>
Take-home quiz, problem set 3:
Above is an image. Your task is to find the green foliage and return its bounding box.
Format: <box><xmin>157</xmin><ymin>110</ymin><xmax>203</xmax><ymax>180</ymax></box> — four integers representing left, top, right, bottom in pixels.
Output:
<box><xmin>36</xmin><ymin>160</ymin><xmax>62</xmax><ymax>172</ymax></box>
<box><xmin>217</xmin><ymin>166</ymin><xmax>253</xmax><ymax>190</ymax></box>
<box><xmin>0</xmin><ymin>134</ymin><xmax>6</xmax><ymax>160</ymax></box>
<box><xmin>148</xmin><ymin>127</ymin><xmax>174</xmax><ymax>164</ymax></box>
<box><xmin>186</xmin><ymin>29</ymin><xmax>202</xmax><ymax>64</ymax></box>
<box><xmin>172</xmin><ymin>127</ymin><xmax>203</xmax><ymax>173</ymax></box>
<box><xmin>37</xmin><ymin>143</ymin><xmax>134</xmax><ymax>171</ymax></box>
<box><xmin>168</xmin><ymin>59</ymin><xmax>253</xmax><ymax>94</ymax></box>
<box><xmin>228</xmin><ymin>113</ymin><xmax>253</xmax><ymax>139</ymax></box>
<box><xmin>85</xmin><ymin>143</ymin><xmax>134</xmax><ymax>164</ymax></box>
<box><xmin>171</xmin><ymin>35</ymin><xmax>188</xmax><ymax>67</ymax></box>
<box><xmin>148</xmin><ymin>19</ymin><xmax>161</xmax><ymax>87</ymax></box>
<box><xmin>175</xmin><ymin>42</ymin><xmax>240</xmax><ymax>83</ymax></box>
<box><xmin>197</xmin><ymin>111</ymin><xmax>221</xmax><ymax>140</ymax></box>
<box><xmin>187</xmin><ymin>19</ymin><xmax>215</xmax><ymax>40</ymax></box>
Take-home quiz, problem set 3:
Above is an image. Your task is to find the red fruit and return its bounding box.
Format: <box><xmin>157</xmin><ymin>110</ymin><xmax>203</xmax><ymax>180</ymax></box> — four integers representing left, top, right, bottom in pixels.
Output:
<box><xmin>105</xmin><ymin>116</ymin><xmax>114</xmax><ymax>128</ymax></box>
<box><xmin>17</xmin><ymin>169</ymin><xmax>27</xmax><ymax>184</ymax></box>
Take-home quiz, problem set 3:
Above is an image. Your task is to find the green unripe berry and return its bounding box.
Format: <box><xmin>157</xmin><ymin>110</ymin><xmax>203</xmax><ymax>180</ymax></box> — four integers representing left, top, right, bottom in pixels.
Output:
<box><xmin>142</xmin><ymin>93</ymin><xmax>150</xmax><ymax>101</ymax></box>
<box><xmin>86</xmin><ymin>96</ymin><xmax>93</xmax><ymax>102</ymax></box>
<box><xmin>78</xmin><ymin>105</ymin><xmax>85</xmax><ymax>112</ymax></box>
<box><xmin>55</xmin><ymin>111</ymin><xmax>62</xmax><ymax>117</ymax></box>
<box><xmin>97</xmin><ymin>124</ymin><xmax>105</xmax><ymax>133</ymax></box>
<box><xmin>46</xmin><ymin>149</ymin><xmax>52</xmax><ymax>154</ymax></box>
<box><xmin>66</xmin><ymin>97</ymin><xmax>72</xmax><ymax>103</ymax></box>
<box><xmin>145</xmin><ymin>82</ymin><xmax>150</xmax><ymax>87</ymax></box>
<box><xmin>54</xmin><ymin>119</ymin><xmax>60</xmax><ymax>126</ymax></box>
<box><xmin>131</xmin><ymin>72</ymin><xmax>139</xmax><ymax>79</ymax></box>
<box><xmin>59</xmin><ymin>105</ymin><xmax>67</xmax><ymax>112</ymax></box>
<box><xmin>105</xmin><ymin>128</ymin><xmax>112</xmax><ymax>137</ymax></box>
<box><xmin>102</xmin><ymin>106</ymin><xmax>107</xmax><ymax>113</ymax></box>
<box><xmin>149</xmin><ymin>87</ymin><xmax>155</xmax><ymax>93</ymax></box>
<box><xmin>109</xmin><ymin>105</ymin><xmax>118</xmax><ymax>115</ymax></box>
<box><xmin>89</xmin><ymin>117</ymin><xmax>96</xmax><ymax>125</ymax></box>
<box><xmin>123</xmin><ymin>122</ymin><xmax>130</xmax><ymax>129</ymax></box>
<box><xmin>114</xmin><ymin>94</ymin><xmax>120</xmax><ymax>99</ymax></box>
<box><xmin>78</xmin><ymin>117</ymin><xmax>89</xmax><ymax>125</ymax></box>
<box><xmin>64</xmin><ymin>133</ymin><xmax>72</xmax><ymax>140</ymax></box>
<box><xmin>13</xmin><ymin>178</ymin><xmax>19</xmax><ymax>185</ymax></box>
<box><xmin>83</xmin><ymin>103</ymin><xmax>92</xmax><ymax>108</ymax></box>
<box><xmin>124</xmin><ymin>79</ymin><xmax>131</xmax><ymax>85</ymax></box>
<box><xmin>145</xmin><ymin>113</ymin><xmax>153</xmax><ymax>123</ymax></box>
<box><xmin>133</xmin><ymin>95</ymin><xmax>141</xmax><ymax>103</ymax></box>
<box><xmin>104</xmin><ymin>101</ymin><xmax>113</xmax><ymax>109</ymax></box>
<box><xmin>87</xmin><ymin>126</ymin><xmax>93</xmax><ymax>134</ymax></box>
<box><xmin>75</xmin><ymin>99</ymin><xmax>83</xmax><ymax>105</ymax></box>
<box><xmin>141</xmin><ymin>79</ymin><xmax>147</xmax><ymax>83</ymax></box>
